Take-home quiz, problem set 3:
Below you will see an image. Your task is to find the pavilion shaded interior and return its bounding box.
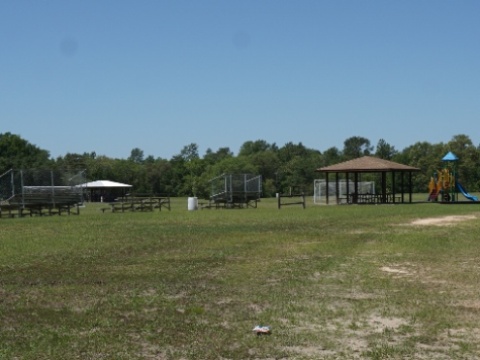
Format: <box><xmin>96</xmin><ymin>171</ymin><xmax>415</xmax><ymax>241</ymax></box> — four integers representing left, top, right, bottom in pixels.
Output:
<box><xmin>315</xmin><ymin>156</ymin><xmax>420</xmax><ymax>204</ymax></box>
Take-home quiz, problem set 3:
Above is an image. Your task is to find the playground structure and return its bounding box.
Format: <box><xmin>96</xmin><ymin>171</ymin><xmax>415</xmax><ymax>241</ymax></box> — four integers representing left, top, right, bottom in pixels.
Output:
<box><xmin>0</xmin><ymin>168</ymin><xmax>85</xmax><ymax>217</ymax></box>
<box><xmin>427</xmin><ymin>151</ymin><xmax>478</xmax><ymax>202</ymax></box>
<box><xmin>208</xmin><ymin>174</ymin><xmax>262</xmax><ymax>208</ymax></box>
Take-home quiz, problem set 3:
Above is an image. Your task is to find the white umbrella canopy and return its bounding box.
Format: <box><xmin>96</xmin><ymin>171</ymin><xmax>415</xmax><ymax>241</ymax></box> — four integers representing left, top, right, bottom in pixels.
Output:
<box><xmin>77</xmin><ymin>180</ymin><xmax>132</xmax><ymax>188</ymax></box>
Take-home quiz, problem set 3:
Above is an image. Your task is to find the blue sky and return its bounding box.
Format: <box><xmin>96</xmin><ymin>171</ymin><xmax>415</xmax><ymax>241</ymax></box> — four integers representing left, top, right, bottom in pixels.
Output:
<box><xmin>1</xmin><ymin>1</ymin><xmax>479</xmax><ymax>160</ymax></box>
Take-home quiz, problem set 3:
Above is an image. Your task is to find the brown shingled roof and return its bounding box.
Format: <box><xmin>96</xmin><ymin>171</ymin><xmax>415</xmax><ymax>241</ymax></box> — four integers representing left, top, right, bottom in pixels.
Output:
<box><xmin>316</xmin><ymin>156</ymin><xmax>420</xmax><ymax>173</ymax></box>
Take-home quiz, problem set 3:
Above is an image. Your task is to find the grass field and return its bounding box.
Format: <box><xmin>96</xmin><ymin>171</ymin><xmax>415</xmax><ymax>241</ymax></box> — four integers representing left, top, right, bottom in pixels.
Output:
<box><xmin>1</xmin><ymin>196</ymin><xmax>480</xmax><ymax>359</ymax></box>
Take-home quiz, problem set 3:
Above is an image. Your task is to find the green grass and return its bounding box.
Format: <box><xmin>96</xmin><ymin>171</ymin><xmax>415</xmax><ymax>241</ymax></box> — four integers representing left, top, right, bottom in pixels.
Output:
<box><xmin>1</xmin><ymin>197</ymin><xmax>480</xmax><ymax>359</ymax></box>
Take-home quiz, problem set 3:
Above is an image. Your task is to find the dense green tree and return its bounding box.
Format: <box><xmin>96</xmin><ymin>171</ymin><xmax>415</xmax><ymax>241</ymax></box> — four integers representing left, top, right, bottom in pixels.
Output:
<box><xmin>183</xmin><ymin>158</ymin><xmax>204</xmax><ymax>196</ymax></box>
<box><xmin>169</xmin><ymin>143</ymin><xmax>202</xmax><ymax>196</ymax></box>
<box><xmin>375</xmin><ymin>139</ymin><xmax>397</xmax><ymax>160</ymax></box>
<box><xmin>250</xmin><ymin>151</ymin><xmax>281</xmax><ymax>197</ymax></box>
<box><xmin>111</xmin><ymin>159</ymin><xmax>139</xmax><ymax>186</ymax></box>
<box><xmin>55</xmin><ymin>152</ymin><xmax>95</xmax><ymax>171</ymax></box>
<box><xmin>0</xmin><ymin>132</ymin><xmax>51</xmax><ymax>171</ymax></box>
<box><xmin>447</xmin><ymin>134</ymin><xmax>474</xmax><ymax>153</ymax></box>
<box><xmin>179</xmin><ymin>143</ymin><xmax>200</xmax><ymax>161</ymax></box>
<box><xmin>251</xmin><ymin>151</ymin><xmax>280</xmax><ymax>178</ymax></box>
<box><xmin>208</xmin><ymin>156</ymin><xmax>256</xmax><ymax>177</ymax></box>
<box><xmin>149</xmin><ymin>158</ymin><xmax>175</xmax><ymax>195</ymax></box>
<box><xmin>238</xmin><ymin>140</ymin><xmax>277</xmax><ymax>157</ymax></box>
<box><xmin>277</xmin><ymin>142</ymin><xmax>308</xmax><ymax>163</ymax></box>
<box><xmin>321</xmin><ymin>147</ymin><xmax>342</xmax><ymax>167</ymax></box>
<box><xmin>128</xmin><ymin>148</ymin><xmax>145</xmax><ymax>163</ymax></box>
<box><xmin>396</xmin><ymin>141</ymin><xmax>445</xmax><ymax>192</ymax></box>
<box><xmin>86</xmin><ymin>155</ymin><xmax>116</xmax><ymax>182</ymax></box>
<box><xmin>446</xmin><ymin>134</ymin><xmax>480</xmax><ymax>191</ymax></box>
<box><xmin>203</xmin><ymin>147</ymin><xmax>233</xmax><ymax>165</ymax></box>
<box><xmin>144</xmin><ymin>155</ymin><xmax>155</xmax><ymax>164</ymax></box>
<box><xmin>342</xmin><ymin>136</ymin><xmax>373</xmax><ymax>160</ymax></box>
<box><xmin>276</xmin><ymin>142</ymin><xmax>322</xmax><ymax>195</ymax></box>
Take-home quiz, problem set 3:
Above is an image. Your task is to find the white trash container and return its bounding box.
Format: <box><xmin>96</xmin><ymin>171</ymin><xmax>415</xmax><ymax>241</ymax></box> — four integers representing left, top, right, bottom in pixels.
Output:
<box><xmin>187</xmin><ymin>197</ymin><xmax>198</xmax><ymax>211</ymax></box>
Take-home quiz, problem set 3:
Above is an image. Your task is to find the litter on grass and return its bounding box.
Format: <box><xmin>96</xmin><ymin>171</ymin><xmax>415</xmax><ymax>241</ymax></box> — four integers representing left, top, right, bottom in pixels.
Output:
<box><xmin>252</xmin><ymin>325</ymin><xmax>271</xmax><ymax>335</ymax></box>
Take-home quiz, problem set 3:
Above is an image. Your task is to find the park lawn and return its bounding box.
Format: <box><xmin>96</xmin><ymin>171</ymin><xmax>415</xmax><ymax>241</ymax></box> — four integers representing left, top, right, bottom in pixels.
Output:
<box><xmin>1</xmin><ymin>197</ymin><xmax>480</xmax><ymax>359</ymax></box>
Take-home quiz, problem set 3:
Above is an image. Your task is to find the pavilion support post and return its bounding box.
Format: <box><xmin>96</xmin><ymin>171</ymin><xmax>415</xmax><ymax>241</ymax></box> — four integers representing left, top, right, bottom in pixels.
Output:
<box><xmin>381</xmin><ymin>172</ymin><xmax>387</xmax><ymax>203</ymax></box>
<box><xmin>400</xmin><ymin>172</ymin><xmax>405</xmax><ymax>203</ymax></box>
<box><xmin>354</xmin><ymin>172</ymin><xmax>359</xmax><ymax>204</ymax></box>
<box><xmin>391</xmin><ymin>171</ymin><xmax>396</xmax><ymax>203</ymax></box>
<box><xmin>346</xmin><ymin>172</ymin><xmax>350</xmax><ymax>204</ymax></box>
<box><xmin>326</xmin><ymin>173</ymin><xmax>330</xmax><ymax>205</ymax></box>
<box><xmin>335</xmin><ymin>172</ymin><xmax>340</xmax><ymax>205</ymax></box>
<box><xmin>335</xmin><ymin>172</ymin><xmax>339</xmax><ymax>204</ymax></box>
<box><xmin>409</xmin><ymin>171</ymin><xmax>413</xmax><ymax>203</ymax></box>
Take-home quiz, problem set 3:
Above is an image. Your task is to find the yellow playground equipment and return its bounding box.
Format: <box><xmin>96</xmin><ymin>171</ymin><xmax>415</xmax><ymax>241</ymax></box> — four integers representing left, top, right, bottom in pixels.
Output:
<box><xmin>428</xmin><ymin>168</ymin><xmax>455</xmax><ymax>202</ymax></box>
<box><xmin>428</xmin><ymin>151</ymin><xmax>478</xmax><ymax>202</ymax></box>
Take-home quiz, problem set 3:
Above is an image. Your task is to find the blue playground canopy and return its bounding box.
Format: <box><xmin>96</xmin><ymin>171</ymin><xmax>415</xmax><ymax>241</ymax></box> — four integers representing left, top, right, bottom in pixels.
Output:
<box><xmin>442</xmin><ymin>151</ymin><xmax>458</xmax><ymax>161</ymax></box>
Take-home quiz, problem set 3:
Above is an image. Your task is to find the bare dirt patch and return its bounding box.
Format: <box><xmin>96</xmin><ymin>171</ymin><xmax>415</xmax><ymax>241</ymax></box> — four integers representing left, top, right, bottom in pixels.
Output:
<box><xmin>410</xmin><ymin>215</ymin><xmax>477</xmax><ymax>226</ymax></box>
<box><xmin>380</xmin><ymin>266</ymin><xmax>413</xmax><ymax>276</ymax></box>
<box><xmin>366</xmin><ymin>314</ymin><xmax>408</xmax><ymax>332</ymax></box>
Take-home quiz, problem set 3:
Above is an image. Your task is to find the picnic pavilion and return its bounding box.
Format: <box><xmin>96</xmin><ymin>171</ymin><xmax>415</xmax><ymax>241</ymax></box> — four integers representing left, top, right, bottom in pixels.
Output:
<box><xmin>78</xmin><ymin>180</ymin><xmax>132</xmax><ymax>202</ymax></box>
<box><xmin>315</xmin><ymin>156</ymin><xmax>420</xmax><ymax>204</ymax></box>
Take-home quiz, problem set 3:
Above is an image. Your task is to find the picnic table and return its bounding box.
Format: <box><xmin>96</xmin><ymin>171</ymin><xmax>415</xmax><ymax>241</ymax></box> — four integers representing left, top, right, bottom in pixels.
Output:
<box><xmin>102</xmin><ymin>195</ymin><xmax>171</xmax><ymax>213</ymax></box>
<box><xmin>347</xmin><ymin>193</ymin><xmax>402</xmax><ymax>204</ymax></box>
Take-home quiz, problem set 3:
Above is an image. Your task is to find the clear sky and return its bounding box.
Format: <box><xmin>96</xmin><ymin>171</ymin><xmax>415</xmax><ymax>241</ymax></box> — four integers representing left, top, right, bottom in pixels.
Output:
<box><xmin>1</xmin><ymin>1</ymin><xmax>479</xmax><ymax>160</ymax></box>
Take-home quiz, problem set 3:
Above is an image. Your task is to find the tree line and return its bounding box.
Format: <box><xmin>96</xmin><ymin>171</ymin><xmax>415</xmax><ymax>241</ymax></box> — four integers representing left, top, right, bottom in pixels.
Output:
<box><xmin>1</xmin><ymin>132</ymin><xmax>480</xmax><ymax>197</ymax></box>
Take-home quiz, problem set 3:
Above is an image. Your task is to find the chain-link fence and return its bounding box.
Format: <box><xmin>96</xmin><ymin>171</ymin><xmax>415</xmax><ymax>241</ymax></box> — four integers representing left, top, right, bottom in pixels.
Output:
<box><xmin>209</xmin><ymin>174</ymin><xmax>262</xmax><ymax>206</ymax></box>
<box><xmin>0</xmin><ymin>168</ymin><xmax>86</xmax><ymax>204</ymax></box>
